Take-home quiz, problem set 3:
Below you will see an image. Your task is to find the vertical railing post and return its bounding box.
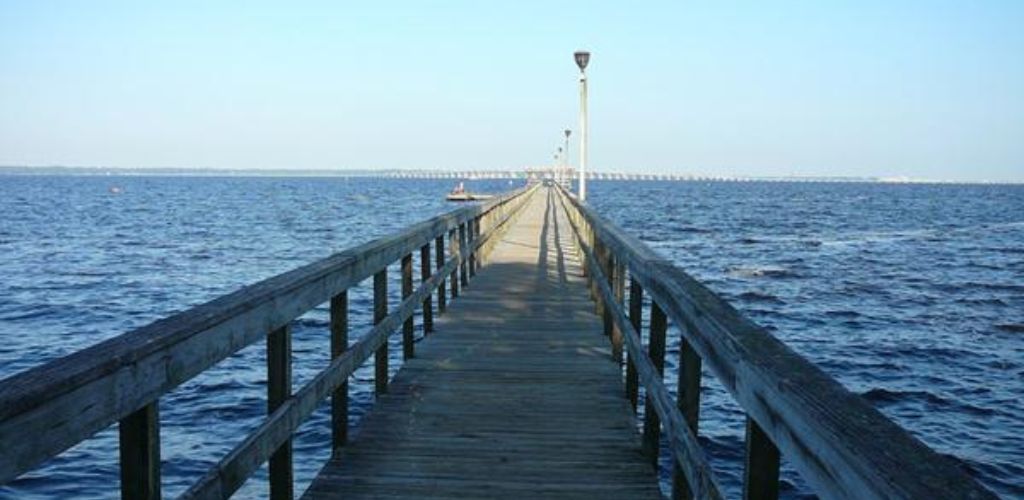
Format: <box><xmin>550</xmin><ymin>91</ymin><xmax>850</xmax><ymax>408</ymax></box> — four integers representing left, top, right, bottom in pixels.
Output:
<box><xmin>267</xmin><ymin>324</ymin><xmax>293</xmax><ymax>500</ymax></box>
<box><xmin>330</xmin><ymin>291</ymin><xmax>348</xmax><ymax>452</ymax></box>
<box><xmin>119</xmin><ymin>402</ymin><xmax>161</xmax><ymax>500</ymax></box>
<box><xmin>743</xmin><ymin>417</ymin><xmax>781</xmax><ymax>500</ymax></box>
<box><xmin>401</xmin><ymin>254</ymin><xmax>414</xmax><ymax>359</ymax></box>
<box><xmin>607</xmin><ymin>255</ymin><xmax>623</xmax><ymax>363</ymax></box>
<box><xmin>448</xmin><ymin>229</ymin><xmax>459</xmax><ymax>299</ymax></box>
<box><xmin>458</xmin><ymin>223</ymin><xmax>469</xmax><ymax>288</ymax></box>
<box><xmin>642</xmin><ymin>302</ymin><xmax>667</xmax><ymax>467</ymax></box>
<box><xmin>435</xmin><ymin>236</ymin><xmax>447</xmax><ymax>313</ymax></box>
<box><xmin>672</xmin><ymin>322</ymin><xmax>703</xmax><ymax>499</ymax></box>
<box><xmin>626</xmin><ymin>278</ymin><xmax>642</xmax><ymax>411</ymax></box>
<box><xmin>420</xmin><ymin>244</ymin><xmax>434</xmax><ymax>334</ymax></box>
<box><xmin>373</xmin><ymin>269</ymin><xmax>388</xmax><ymax>395</ymax></box>
<box><xmin>610</xmin><ymin>260</ymin><xmax>626</xmax><ymax>364</ymax></box>
<box><xmin>468</xmin><ymin>218</ymin><xmax>477</xmax><ymax>278</ymax></box>
<box><xmin>474</xmin><ymin>215</ymin><xmax>482</xmax><ymax>266</ymax></box>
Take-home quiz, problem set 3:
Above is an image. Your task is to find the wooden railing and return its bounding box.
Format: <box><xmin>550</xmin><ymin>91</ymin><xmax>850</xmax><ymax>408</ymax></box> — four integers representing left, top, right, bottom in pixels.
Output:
<box><xmin>0</xmin><ymin>185</ymin><xmax>538</xmax><ymax>499</ymax></box>
<box><xmin>553</xmin><ymin>186</ymin><xmax>996</xmax><ymax>500</ymax></box>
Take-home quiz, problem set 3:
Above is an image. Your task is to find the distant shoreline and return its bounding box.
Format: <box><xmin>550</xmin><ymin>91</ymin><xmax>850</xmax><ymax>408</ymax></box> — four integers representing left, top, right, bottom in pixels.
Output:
<box><xmin>0</xmin><ymin>166</ymin><xmax>1020</xmax><ymax>185</ymax></box>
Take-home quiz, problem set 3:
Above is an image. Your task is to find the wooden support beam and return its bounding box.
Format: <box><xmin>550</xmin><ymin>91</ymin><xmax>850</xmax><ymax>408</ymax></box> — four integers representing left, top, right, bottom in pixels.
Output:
<box><xmin>673</xmin><ymin>326</ymin><xmax>703</xmax><ymax>500</ymax></box>
<box><xmin>420</xmin><ymin>244</ymin><xmax>433</xmax><ymax>333</ymax></box>
<box><xmin>330</xmin><ymin>292</ymin><xmax>348</xmax><ymax>451</ymax></box>
<box><xmin>267</xmin><ymin>324</ymin><xmax>292</xmax><ymax>500</ymax></box>
<box><xmin>744</xmin><ymin>416</ymin><xmax>781</xmax><ymax>500</ymax></box>
<box><xmin>118</xmin><ymin>402</ymin><xmax>161</xmax><ymax>500</ymax></box>
<box><xmin>458</xmin><ymin>223</ymin><xmax>469</xmax><ymax>288</ymax></box>
<box><xmin>401</xmin><ymin>254</ymin><xmax>414</xmax><ymax>360</ymax></box>
<box><xmin>435</xmin><ymin>236</ymin><xmax>446</xmax><ymax>313</ymax></box>
<box><xmin>468</xmin><ymin>218</ymin><xmax>476</xmax><ymax>277</ymax></box>
<box><xmin>642</xmin><ymin>301</ymin><xmax>667</xmax><ymax>467</ymax></box>
<box><xmin>449</xmin><ymin>229</ymin><xmax>459</xmax><ymax>299</ymax></box>
<box><xmin>627</xmin><ymin>278</ymin><xmax>642</xmax><ymax>411</ymax></box>
<box><xmin>373</xmin><ymin>270</ymin><xmax>388</xmax><ymax>395</ymax></box>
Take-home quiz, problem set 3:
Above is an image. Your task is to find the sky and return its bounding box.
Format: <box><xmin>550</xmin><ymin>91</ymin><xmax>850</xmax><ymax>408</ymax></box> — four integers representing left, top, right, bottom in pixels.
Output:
<box><xmin>1</xmin><ymin>1</ymin><xmax>1022</xmax><ymax>181</ymax></box>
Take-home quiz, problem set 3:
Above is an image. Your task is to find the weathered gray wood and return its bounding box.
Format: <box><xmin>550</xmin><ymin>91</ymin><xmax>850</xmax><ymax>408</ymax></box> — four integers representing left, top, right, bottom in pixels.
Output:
<box><xmin>458</xmin><ymin>223</ymin><xmax>469</xmax><ymax>288</ymax></box>
<box><xmin>330</xmin><ymin>292</ymin><xmax>348</xmax><ymax>451</ymax></box>
<box><xmin>744</xmin><ymin>417</ymin><xmax>781</xmax><ymax>500</ymax></box>
<box><xmin>118</xmin><ymin>401</ymin><xmax>161</xmax><ymax>500</ymax></box>
<box><xmin>449</xmin><ymin>229</ymin><xmax>459</xmax><ymax>299</ymax></box>
<box><xmin>304</xmin><ymin>187</ymin><xmax>660</xmax><ymax>500</ymax></box>
<box><xmin>467</xmin><ymin>218</ymin><xmax>476</xmax><ymax>278</ymax></box>
<box><xmin>402</xmin><ymin>254</ymin><xmax>414</xmax><ymax>360</ymax></box>
<box><xmin>435</xmin><ymin>236</ymin><xmax>446</xmax><ymax>313</ymax></box>
<box><xmin>420</xmin><ymin>244</ymin><xmax>433</xmax><ymax>334</ymax></box>
<box><xmin>626</xmin><ymin>278</ymin><xmax>642</xmax><ymax>412</ymax></box>
<box><xmin>556</xmin><ymin>186</ymin><xmax>997</xmax><ymax>499</ymax></box>
<box><xmin>642</xmin><ymin>301</ymin><xmax>667</xmax><ymax>466</ymax></box>
<box><xmin>673</xmin><ymin>328</ymin><xmax>702</xmax><ymax>500</ymax></box>
<box><xmin>181</xmin><ymin>254</ymin><xmax>463</xmax><ymax>500</ymax></box>
<box><xmin>0</xmin><ymin>186</ymin><xmax>532</xmax><ymax>484</ymax></box>
<box><xmin>268</xmin><ymin>324</ymin><xmax>293</xmax><ymax>500</ymax></box>
<box><xmin>374</xmin><ymin>270</ymin><xmax>388</xmax><ymax>395</ymax></box>
<box><xmin>557</xmin><ymin>190</ymin><xmax>724</xmax><ymax>500</ymax></box>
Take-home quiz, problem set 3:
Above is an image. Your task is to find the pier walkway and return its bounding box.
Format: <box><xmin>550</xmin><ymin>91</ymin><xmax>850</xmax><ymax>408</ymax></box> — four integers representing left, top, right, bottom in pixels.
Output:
<box><xmin>304</xmin><ymin>189</ymin><xmax>661</xmax><ymax>499</ymax></box>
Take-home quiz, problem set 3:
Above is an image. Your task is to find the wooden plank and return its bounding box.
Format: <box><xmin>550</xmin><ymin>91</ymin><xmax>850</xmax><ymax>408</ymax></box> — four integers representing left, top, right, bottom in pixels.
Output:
<box><xmin>626</xmin><ymin>278</ymin><xmax>642</xmax><ymax>412</ymax></box>
<box><xmin>305</xmin><ymin>188</ymin><xmax>661</xmax><ymax>500</ymax></box>
<box><xmin>420</xmin><ymin>244</ymin><xmax>433</xmax><ymax>334</ymax></box>
<box><xmin>673</xmin><ymin>326</ymin><xmax>703</xmax><ymax>500</ymax></box>
<box><xmin>458</xmin><ymin>223</ymin><xmax>469</xmax><ymax>288</ymax></box>
<box><xmin>330</xmin><ymin>292</ymin><xmax>348</xmax><ymax>451</ymax></box>
<box><xmin>435</xmin><ymin>236</ymin><xmax>446</xmax><ymax>313</ymax></box>
<box><xmin>118</xmin><ymin>401</ymin><xmax>161</xmax><ymax>500</ymax></box>
<box><xmin>556</xmin><ymin>190</ymin><xmax>724</xmax><ymax>500</ymax></box>
<box><xmin>374</xmin><ymin>270</ymin><xmax>388</xmax><ymax>395</ymax></box>
<box><xmin>0</xmin><ymin>186</ymin><xmax>534</xmax><ymax>484</ymax></box>
<box><xmin>182</xmin><ymin>255</ymin><xmax>463</xmax><ymax>499</ymax></box>
<box><xmin>556</xmin><ymin>187</ymin><xmax>997</xmax><ymax>500</ymax></box>
<box><xmin>448</xmin><ymin>229</ymin><xmax>459</xmax><ymax>299</ymax></box>
<box><xmin>744</xmin><ymin>417</ymin><xmax>781</xmax><ymax>500</ymax></box>
<box><xmin>267</xmin><ymin>324</ymin><xmax>293</xmax><ymax>500</ymax></box>
<box><xmin>642</xmin><ymin>301</ymin><xmax>667</xmax><ymax>466</ymax></box>
<box><xmin>402</xmin><ymin>254</ymin><xmax>414</xmax><ymax>360</ymax></box>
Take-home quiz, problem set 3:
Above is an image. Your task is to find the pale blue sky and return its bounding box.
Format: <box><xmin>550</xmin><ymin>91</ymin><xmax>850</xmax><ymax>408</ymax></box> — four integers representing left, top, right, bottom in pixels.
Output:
<box><xmin>2</xmin><ymin>1</ymin><xmax>1022</xmax><ymax>181</ymax></box>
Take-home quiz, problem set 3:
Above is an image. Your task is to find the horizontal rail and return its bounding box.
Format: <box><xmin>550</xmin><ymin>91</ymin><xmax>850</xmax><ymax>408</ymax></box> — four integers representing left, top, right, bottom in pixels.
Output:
<box><xmin>0</xmin><ymin>185</ymin><xmax>536</xmax><ymax>485</ymax></box>
<box><xmin>557</xmin><ymin>192</ymin><xmax>724</xmax><ymax>499</ymax></box>
<box><xmin>183</xmin><ymin>254</ymin><xmax>461</xmax><ymax>499</ymax></box>
<box><xmin>555</xmin><ymin>186</ymin><xmax>995</xmax><ymax>499</ymax></box>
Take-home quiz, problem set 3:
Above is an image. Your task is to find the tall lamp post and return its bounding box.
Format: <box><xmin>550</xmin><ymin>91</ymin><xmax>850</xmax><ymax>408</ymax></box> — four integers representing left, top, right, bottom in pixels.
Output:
<box><xmin>574</xmin><ymin>51</ymin><xmax>590</xmax><ymax>201</ymax></box>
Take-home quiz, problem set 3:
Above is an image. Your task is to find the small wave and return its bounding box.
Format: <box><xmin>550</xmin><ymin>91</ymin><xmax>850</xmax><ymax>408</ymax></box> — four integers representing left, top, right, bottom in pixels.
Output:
<box><xmin>995</xmin><ymin>323</ymin><xmax>1024</xmax><ymax>333</ymax></box>
<box><xmin>737</xmin><ymin>291</ymin><xmax>784</xmax><ymax>304</ymax></box>
<box><xmin>860</xmin><ymin>388</ymin><xmax>998</xmax><ymax>417</ymax></box>
<box><xmin>727</xmin><ymin>265</ymin><xmax>798</xmax><ymax>279</ymax></box>
<box><xmin>676</xmin><ymin>226</ymin><xmax>712</xmax><ymax>234</ymax></box>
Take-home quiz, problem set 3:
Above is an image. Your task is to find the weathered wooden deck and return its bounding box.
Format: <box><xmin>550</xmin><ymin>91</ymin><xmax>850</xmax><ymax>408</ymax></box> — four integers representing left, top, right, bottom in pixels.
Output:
<box><xmin>304</xmin><ymin>188</ymin><xmax>662</xmax><ymax>499</ymax></box>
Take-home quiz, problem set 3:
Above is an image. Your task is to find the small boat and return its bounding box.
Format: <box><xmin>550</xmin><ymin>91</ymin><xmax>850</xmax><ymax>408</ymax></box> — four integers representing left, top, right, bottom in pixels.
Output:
<box><xmin>446</xmin><ymin>182</ymin><xmax>494</xmax><ymax>202</ymax></box>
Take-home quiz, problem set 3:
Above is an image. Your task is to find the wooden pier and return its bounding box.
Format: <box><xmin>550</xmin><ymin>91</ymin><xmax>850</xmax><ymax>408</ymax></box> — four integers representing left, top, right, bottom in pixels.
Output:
<box><xmin>0</xmin><ymin>185</ymin><xmax>997</xmax><ymax>499</ymax></box>
<box><xmin>304</xmin><ymin>188</ymin><xmax>660</xmax><ymax>499</ymax></box>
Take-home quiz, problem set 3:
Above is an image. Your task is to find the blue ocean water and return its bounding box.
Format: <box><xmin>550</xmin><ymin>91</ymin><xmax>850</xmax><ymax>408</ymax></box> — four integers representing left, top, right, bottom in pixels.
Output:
<box><xmin>0</xmin><ymin>176</ymin><xmax>1021</xmax><ymax>498</ymax></box>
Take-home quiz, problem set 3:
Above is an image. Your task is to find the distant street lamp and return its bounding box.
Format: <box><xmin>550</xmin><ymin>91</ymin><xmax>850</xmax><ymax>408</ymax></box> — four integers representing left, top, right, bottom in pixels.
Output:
<box><xmin>563</xmin><ymin>128</ymin><xmax>571</xmax><ymax>174</ymax></box>
<box><xmin>574</xmin><ymin>51</ymin><xmax>590</xmax><ymax>201</ymax></box>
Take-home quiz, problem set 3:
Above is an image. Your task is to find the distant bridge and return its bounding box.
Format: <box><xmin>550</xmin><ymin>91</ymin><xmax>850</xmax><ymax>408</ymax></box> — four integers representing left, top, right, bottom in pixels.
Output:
<box><xmin>377</xmin><ymin>168</ymin><xmax>881</xmax><ymax>183</ymax></box>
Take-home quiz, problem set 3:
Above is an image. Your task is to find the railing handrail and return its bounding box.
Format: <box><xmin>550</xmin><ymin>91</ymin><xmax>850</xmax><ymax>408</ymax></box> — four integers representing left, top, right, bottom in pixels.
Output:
<box><xmin>553</xmin><ymin>186</ymin><xmax>995</xmax><ymax>499</ymax></box>
<box><xmin>0</xmin><ymin>185</ymin><xmax>537</xmax><ymax>487</ymax></box>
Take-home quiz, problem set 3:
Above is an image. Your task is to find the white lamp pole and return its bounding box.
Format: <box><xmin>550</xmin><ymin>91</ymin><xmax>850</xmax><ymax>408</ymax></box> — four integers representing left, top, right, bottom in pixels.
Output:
<box><xmin>574</xmin><ymin>51</ymin><xmax>590</xmax><ymax>201</ymax></box>
<box><xmin>563</xmin><ymin>128</ymin><xmax>571</xmax><ymax>176</ymax></box>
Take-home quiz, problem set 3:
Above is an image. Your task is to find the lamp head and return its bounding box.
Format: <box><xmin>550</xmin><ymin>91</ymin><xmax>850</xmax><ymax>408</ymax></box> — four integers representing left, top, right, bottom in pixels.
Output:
<box><xmin>574</xmin><ymin>51</ymin><xmax>590</xmax><ymax>72</ymax></box>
